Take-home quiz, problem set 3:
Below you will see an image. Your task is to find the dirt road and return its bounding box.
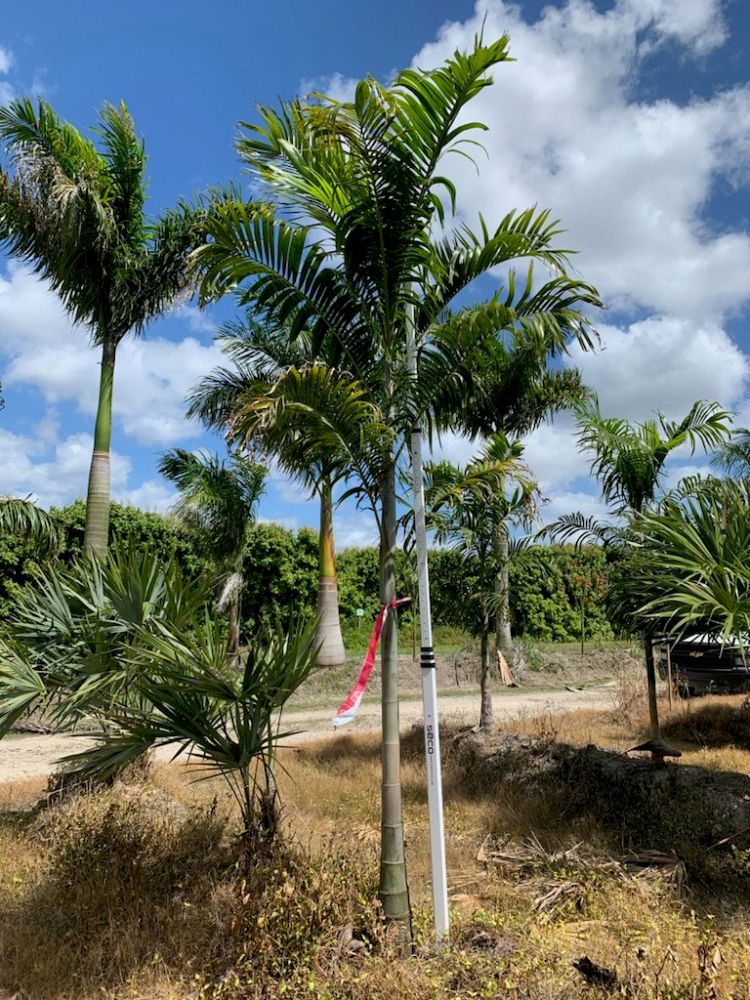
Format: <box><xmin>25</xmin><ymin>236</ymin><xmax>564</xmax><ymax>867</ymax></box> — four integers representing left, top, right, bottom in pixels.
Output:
<box><xmin>0</xmin><ymin>685</ymin><xmax>613</xmax><ymax>784</ymax></box>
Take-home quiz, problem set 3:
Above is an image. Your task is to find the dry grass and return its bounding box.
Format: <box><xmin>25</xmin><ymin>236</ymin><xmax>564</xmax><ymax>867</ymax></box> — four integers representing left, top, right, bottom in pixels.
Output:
<box><xmin>2</xmin><ymin>688</ymin><xmax>750</xmax><ymax>998</ymax></box>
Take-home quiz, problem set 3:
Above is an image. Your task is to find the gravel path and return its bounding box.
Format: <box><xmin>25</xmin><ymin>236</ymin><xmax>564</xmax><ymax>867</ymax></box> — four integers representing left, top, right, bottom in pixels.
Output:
<box><xmin>0</xmin><ymin>685</ymin><xmax>613</xmax><ymax>784</ymax></box>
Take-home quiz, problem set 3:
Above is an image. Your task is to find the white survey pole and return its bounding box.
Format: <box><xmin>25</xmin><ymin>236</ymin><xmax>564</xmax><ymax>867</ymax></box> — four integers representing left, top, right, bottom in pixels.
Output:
<box><xmin>406</xmin><ymin>298</ymin><xmax>450</xmax><ymax>946</ymax></box>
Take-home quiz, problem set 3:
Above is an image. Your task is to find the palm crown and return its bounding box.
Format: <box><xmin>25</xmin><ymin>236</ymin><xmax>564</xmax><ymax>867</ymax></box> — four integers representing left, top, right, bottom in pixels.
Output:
<box><xmin>0</xmin><ymin>99</ymin><xmax>207</xmax><ymax>557</ymax></box>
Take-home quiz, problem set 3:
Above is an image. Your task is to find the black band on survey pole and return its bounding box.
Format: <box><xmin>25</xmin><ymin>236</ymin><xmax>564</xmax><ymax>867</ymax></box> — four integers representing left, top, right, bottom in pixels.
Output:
<box><xmin>420</xmin><ymin>646</ymin><xmax>436</xmax><ymax>669</ymax></box>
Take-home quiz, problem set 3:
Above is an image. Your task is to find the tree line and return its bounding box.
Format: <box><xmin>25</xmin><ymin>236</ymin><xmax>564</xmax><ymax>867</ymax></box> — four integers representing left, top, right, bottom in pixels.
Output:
<box><xmin>0</xmin><ymin>498</ymin><xmax>614</xmax><ymax>646</ymax></box>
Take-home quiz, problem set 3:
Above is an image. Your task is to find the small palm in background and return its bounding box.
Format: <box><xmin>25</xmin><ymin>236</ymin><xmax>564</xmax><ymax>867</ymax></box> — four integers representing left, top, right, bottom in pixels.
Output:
<box><xmin>158</xmin><ymin>449</ymin><xmax>266</xmax><ymax>657</ymax></box>
<box><xmin>424</xmin><ymin>434</ymin><xmax>534</xmax><ymax>731</ymax></box>
<box><xmin>189</xmin><ymin>321</ymin><xmax>348</xmax><ymax>666</ymax></box>
<box><xmin>543</xmin><ymin>397</ymin><xmax>732</xmax><ymax>735</ymax></box>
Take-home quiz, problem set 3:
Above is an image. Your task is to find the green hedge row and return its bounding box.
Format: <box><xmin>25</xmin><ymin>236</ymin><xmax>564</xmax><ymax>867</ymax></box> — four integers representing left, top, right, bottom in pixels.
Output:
<box><xmin>0</xmin><ymin>501</ymin><xmax>614</xmax><ymax>644</ymax></box>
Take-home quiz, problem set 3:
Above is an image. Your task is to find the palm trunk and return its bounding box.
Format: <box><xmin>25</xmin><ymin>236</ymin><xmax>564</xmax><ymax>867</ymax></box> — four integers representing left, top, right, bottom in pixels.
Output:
<box><xmin>378</xmin><ymin>454</ymin><xmax>411</xmax><ymax>936</ymax></box>
<box><xmin>83</xmin><ymin>339</ymin><xmax>116</xmax><ymax>559</ymax></box>
<box><xmin>494</xmin><ymin>519</ymin><xmax>514</xmax><ymax>667</ymax></box>
<box><xmin>644</xmin><ymin>635</ymin><xmax>660</xmax><ymax>738</ymax></box>
<box><xmin>229</xmin><ymin>589</ymin><xmax>241</xmax><ymax>662</ymax></box>
<box><xmin>315</xmin><ymin>478</ymin><xmax>346</xmax><ymax>666</ymax></box>
<box><xmin>479</xmin><ymin>632</ymin><xmax>494</xmax><ymax>732</ymax></box>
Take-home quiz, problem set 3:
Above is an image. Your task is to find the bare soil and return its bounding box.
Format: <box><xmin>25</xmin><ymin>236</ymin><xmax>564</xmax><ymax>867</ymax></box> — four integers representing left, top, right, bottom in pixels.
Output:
<box><xmin>0</xmin><ymin>685</ymin><xmax>615</xmax><ymax>784</ymax></box>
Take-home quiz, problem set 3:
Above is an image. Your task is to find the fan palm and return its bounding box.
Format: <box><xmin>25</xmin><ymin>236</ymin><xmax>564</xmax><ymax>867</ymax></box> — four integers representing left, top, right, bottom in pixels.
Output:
<box><xmin>158</xmin><ymin>449</ymin><xmax>266</xmax><ymax>656</ymax></box>
<box><xmin>63</xmin><ymin>614</ymin><xmax>320</xmax><ymax>841</ymax></box>
<box><xmin>0</xmin><ymin>544</ymin><xmax>216</xmax><ymax>737</ymax></box>
<box><xmin>188</xmin><ymin>320</ymin><xmax>347</xmax><ymax>665</ymax></box>
<box><xmin>195</xmin><ymin>35</ymin><xmax>601</xmax><ymax>929</ymax></box>
<box><xmin>0</xmin><ymin>99</ymin><xmax>207</xmax><ymax>558</ymax></box>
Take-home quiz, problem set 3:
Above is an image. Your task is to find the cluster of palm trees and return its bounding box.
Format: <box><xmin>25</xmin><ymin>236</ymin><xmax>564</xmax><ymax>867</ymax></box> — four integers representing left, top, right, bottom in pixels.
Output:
<box><xmin>2</xmin><ymin>33</ymin><xmax>746</xmax><ymax>939</ymax></box>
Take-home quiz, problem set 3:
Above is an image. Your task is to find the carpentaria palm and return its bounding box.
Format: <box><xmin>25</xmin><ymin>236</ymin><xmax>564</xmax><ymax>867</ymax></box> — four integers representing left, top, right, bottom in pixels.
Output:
<box><xmin>542</xmin><ymin>397</ymin><xmax>731</xmax><ymax>736</ymax></box>
<box><xmin>158</xmin><ymin>449</ymin><xmax>266</xmax><ymax>656</ymax></box>
<box><xmin>424</xmin><ymin>434</ymin><xmax>535</xmax><ymax>731</ymax></box>
<box><xmin>194</xmin><ymin>35</ymin><xmax>601</xmax><ymax>930</ymax></box>
<box><xmin>0</xmin><ymin>99</ymin><xmax>207</xmax><ymax>558</ymax></box>
<box><xmin>188</xmin><ymin>319</ymin><xmax>349</xmax><ymax>666</ymax></box>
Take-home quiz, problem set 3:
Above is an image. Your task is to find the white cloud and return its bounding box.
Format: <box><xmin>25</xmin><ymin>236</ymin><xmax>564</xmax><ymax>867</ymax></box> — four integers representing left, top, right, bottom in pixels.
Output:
<box><xmin>413</xmin><ymin>0</ymin><xmax>750</xmax><ymax>321</ymax></box>
<box><xmin>333</xmin><ymin>512</ymin><xmax>379</xmax><ymax>550</ymax></box>
<box><xmin>298</xmin><ymin>72</ymin><xmax>358</xmax><ymax>103</ymax></box>
<box><xmin>522</xmin><ymin>416</ymin><xmax>589</xmax><ymax>491</ymax></box>
<box><xmin>0</xmin><ymin>427</ymin><xmax>130</xmax><ymax>509</ymax></box>
<box><xmin>116</xmin><ymin>479</ymin><xmax>175</xmax><ymax>514</ymax></box>
<box><xmin>0</xmin><ymin>45</ymin><xmax>13</xmax><ymax>76</ymax></box>
<box><xmin>0</xmin><ymin>263</ymin><xmax>221</xmax><ymax>445</ymax></box>
<box><xmin>567</xmin><ymin>316</ymin><xmax>750</xmax><ymax>421</ymax></box>
<box><xmin>536</xmin><ymin>489</ymin><xmax>612</xmax><ymax>527</ymax></box>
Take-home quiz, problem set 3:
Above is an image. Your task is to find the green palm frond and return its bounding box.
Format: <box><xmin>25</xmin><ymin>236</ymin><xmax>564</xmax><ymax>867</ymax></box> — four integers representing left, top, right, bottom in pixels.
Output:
<box><xmin>712</xmin><ymin>428</ymin><xmax>750</xmax><ymax>479</ymax></box>
<box><xmin>623</xmin><ymin>491</ymin><xmax>750</xmax><ymax>645</ymax></box>
<box><xmin>226</xmin><ymin>363</ymin><xmax>392</xmax><ymax>501</ymax></box>
<box><xmin>159</xmin><ymin>449</ymin><xmax>266</xmax><ymax>568</ymax></box>
<box><xmin>536</xmin><ymin>512</ymin><xmax>622</xmax><ymax>548</ymax></box>
<box><xmin>575</xmin><ymin>398</ymin><xmax>732</xmax><ymax>514</ymax></box>
<box><xmin>0</xmin><ymin>496</ymin><xmax>58</xmax><ymax>553</ymax></box>
<box><xmin>0</xmin><ymin>98</ymin><xmax>206</xmax><ymax>345</ymax></box>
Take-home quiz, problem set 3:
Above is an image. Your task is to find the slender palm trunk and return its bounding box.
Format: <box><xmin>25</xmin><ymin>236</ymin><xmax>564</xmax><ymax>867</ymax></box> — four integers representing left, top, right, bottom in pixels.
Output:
<box><xmin>644</xmin><ymin>635</ymin><xmax>660</xmax><ymax>738</ymax></box>
<box><xmin>378</xmin><ymin>454</ymin><xmax>411</xmax><ymax>935</ymax></box>
<box><xmin>83</xmin><ymin>339</ymin><xmax>116</xmax><ymax>559</ymax></box>
<box><xmin>479</xmin><ymin>631</ymin><xmax>494</xmax><ymax>732</ymax></box>
<box><xmin>315</xmin><ymin>478</ymin><xmax>346</xmax><ymax>666</ymax></box>
<box><xmin>229</xmin><ymin>590</ymin><xmax>241</xmax><ymax>661</ymax></box>
<box><xmin>494</xmin><ymin>519</ymin><xmax>514</xmax><ymax>668</ymax></box>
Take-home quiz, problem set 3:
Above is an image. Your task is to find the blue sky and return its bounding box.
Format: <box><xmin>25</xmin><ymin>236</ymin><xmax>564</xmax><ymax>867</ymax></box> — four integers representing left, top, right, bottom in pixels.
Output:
<box><xmin>0</xmin><ymin>0</ymin><xmax>748</xmax><ymax>546</ymax></box>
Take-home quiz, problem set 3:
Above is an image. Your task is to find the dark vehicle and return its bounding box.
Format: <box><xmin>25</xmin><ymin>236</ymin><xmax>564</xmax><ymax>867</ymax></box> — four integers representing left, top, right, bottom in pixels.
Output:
<box><xmin>658</xmin><ymin>635</ymin><xmax>750</xmax><ymax>697</ymax></box>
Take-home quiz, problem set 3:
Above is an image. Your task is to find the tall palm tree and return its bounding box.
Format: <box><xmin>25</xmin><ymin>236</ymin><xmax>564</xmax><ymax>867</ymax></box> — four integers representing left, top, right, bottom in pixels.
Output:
<box><xmin>188</xmin><ymin>321</ymin><xmax>347</xmax><ymax>666</ymax></box>
<box><xmin>158</xmin><ymin>449</ymin><xmax>266</xmax><ymax>655</ymax></box>
<box><xmin>0</xmin><ymin>99</ymin><xmax>206</xmax><ymax>558</ymax></box>
<box><xmin>424</xmin><ymin>436</ymin><xmax>533</xmax><ymax>731</ymax></box>
<box><xmin>543</xmin><ymin>397</ymin><xmax>731</xmax><ymax>735</ymax></box>
<box><xmin>195</xmin><ymin>36</ymin><xmax>601</xmax><ymax>931</ymax></box>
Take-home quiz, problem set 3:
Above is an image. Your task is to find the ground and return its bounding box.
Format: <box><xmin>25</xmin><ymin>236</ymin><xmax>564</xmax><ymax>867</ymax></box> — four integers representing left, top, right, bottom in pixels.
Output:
<box><xmin>2</xmin><ymin>644</ymin><xmax>749</xmax><ymax>999</ymax></box>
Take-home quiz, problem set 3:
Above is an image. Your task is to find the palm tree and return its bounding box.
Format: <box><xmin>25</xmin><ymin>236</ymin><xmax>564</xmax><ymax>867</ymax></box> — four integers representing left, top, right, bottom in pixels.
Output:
<box><xmin>66</xmin><ymin>614</ymin><xmax>320</xmax><ymax>844</ymax></box>
<box><xmin>0</xmin><ymin>544</ymin><xmax>217</xmax><ymax>737</ymax></box>
<box><xmin>612</xmin><ymin>484</ymin><xmax>750</xmax><ymax>647</ymax></box>
<box><xmin>543</xmin><ymin>398</ymin><xmax>731</xmax><ymax>735</ymax></box>
<box><xmin>195</xmin><ymin>36</ymin><xmax>601</xmax><ymax>931</ymax></box>
<box><xmin>158</xmin><ymin>449</ymin><xmax>266</xmax><ymax>656</ymax></box>
<box><xmin>712</xmin><ymin>428</ymin><xmax>750</xmax><ymax>481</ymax></box>
<box><xmin>188</xmin><ymin>321</ymin><xmax>347</xmax><ymax>666</ymax></box>
<box><xmin>0</xmin><ymin>496</ymin><xmax>57</xmax><ymax>554</ymax></box>
<box><xmin>424</xmin><ymin>436</ymin><xmax>533</xmax><ymax>731</ymax></box>
<box><xmin>0</xmin><ymin>99</ymin><xmax>206</xmax><ymax>558</ymax></box>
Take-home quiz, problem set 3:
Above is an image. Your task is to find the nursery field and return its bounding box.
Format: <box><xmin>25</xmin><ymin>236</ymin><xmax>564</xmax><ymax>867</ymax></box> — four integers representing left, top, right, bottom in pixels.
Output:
<box><xmin>2</xmin><ymin>684</ymin><xmax>750</xmax><ymax>999</ymax></box>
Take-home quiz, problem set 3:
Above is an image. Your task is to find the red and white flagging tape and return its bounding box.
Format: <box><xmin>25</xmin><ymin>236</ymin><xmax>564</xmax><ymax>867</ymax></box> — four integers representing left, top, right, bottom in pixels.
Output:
<box><xmin>332</xmin><ymin>597</ymin><xmax>411</xmax><ymax>727</ymax></box>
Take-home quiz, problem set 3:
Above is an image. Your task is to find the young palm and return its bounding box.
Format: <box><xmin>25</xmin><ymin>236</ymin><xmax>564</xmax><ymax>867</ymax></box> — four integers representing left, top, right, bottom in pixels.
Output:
<box><xmin>195</xmin><ymin>36</ymin><xmax>601</xmax><ymax>930</ymax></box>
<box><xmin>188</xmin><ymin>320</ymin><xmax>347</xmax><ymax>665</ymax></box>
<box><xmin>158</xmin><ymin>449</ymin><xmax>266</xmax><ymax>655</ymax></box>
<box><xmin>543</xmin><ymin>397</ymin><xmax>731</xmax><ymax>735</ymax></box>
<box><xmin>424</xmin><ymin>435</ymin><xmax>535</xmax><ymax>730</ymax></box>
<box><xmin>0</xmin><ymin>99</ymin><xmax>206</xmax><ymax>558</ymax></box>
<box><xmin>711</xmin><ymin>428</ymin><xmax>750</xmax><ymax>481</ymax></box>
